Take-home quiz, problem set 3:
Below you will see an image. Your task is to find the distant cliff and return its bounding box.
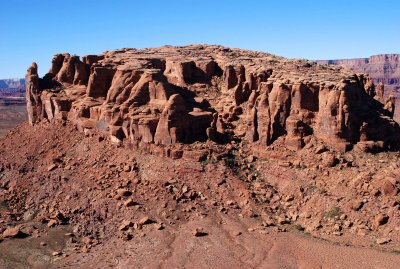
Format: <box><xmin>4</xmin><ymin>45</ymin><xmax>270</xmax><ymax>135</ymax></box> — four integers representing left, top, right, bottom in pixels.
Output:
<box><xmin>0</xmin><ymin>78</ymin><xmax>25</xmax><ymax>97</ymax></box>
<box><xmin>0</xmin><ymin>78</ymin><xmax>25</xmax><ymax>88</ymax></box>
<box><xmin>317</xmin><ymin>54</ymin><xmax>400</xmax><ymax>87</ymax></box>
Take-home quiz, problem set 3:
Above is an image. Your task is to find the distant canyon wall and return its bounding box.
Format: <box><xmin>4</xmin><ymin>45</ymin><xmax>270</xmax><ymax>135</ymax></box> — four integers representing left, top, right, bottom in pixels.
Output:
<box><xmin>317</xmin><ymin>54</ymin><xmax>400</xmax><ymax>122</ymax></box>
<box><xmin>0</xmin><ymin>79</ymin><xmax>27</xmax><ymax>136</ymax></box>
<box><xmin>0</xmin><ymin>78</ymin><xmax>26</xmax><ymax>97</ymax></box>
<box><xmin>317</xmin><ymin>54</ymin><xmax>400</xmax><ymax>87</ymax></box>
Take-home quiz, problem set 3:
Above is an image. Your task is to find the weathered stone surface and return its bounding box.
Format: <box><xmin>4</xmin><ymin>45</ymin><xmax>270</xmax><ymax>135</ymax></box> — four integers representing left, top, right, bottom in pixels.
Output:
<box><xmin>87</xmin><ymin>66</ymin><xmax>116</xmax><ymax>98</ymax></box>
<box><xmin>2</xmin><ymin>227</ymin><xmax>29</xmax><ymax>238</ymax></box>
<box><xmin>26</xmin><ymin>45</ymin><xmax>400</xmax><ymax>158</ymax></box>
<box><xmin>154</xmin><ymin>94</ymin><xmax>190</xmax><ymax>145</ymax></box>
<box><xmin>374</xmin><ymin>214</ymin><xmax>389</xmax><ymax>227</ymax></box>
<box><xmin>317</xmin><ymin>54</ymin><xmax>400</xmax><ymax>121</ymax></box>
<box><xmin>25</xmin><ymin>62</ymin><xmax>41</xmax><ymax>125</ymax></box>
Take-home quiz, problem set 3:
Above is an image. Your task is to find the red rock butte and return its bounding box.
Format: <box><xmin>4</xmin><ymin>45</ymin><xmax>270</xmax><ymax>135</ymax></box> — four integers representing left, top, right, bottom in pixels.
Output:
<box><xmin>25</xmin><ymin>44</ymin><xmax>400</xmax><ymax>157</ymax></box>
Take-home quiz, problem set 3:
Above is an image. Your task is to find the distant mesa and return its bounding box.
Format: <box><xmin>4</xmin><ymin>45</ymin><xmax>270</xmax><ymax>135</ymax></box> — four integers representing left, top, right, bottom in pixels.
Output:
<box><xmin>0</xmin><ymin>78</ymin><xmax>27</xmax><ymax>137</ymax></box>
<box><xmin>24</xmin><ymin>45</ymin><xmax>400</xmax><ymax>157</ymax></box>
<box><xmin>0</xmin><ymin>78</ymin><xmax>25</xmax><ymax>107</ymax></box>
<box><xmin>317</xmin><ymin>54</ymin><xmax>400</xmax><ymax>87</ymax></box>
<box><xmin>0</xmin><ymin>78</ymin><xmax>26</xmax><ymax>101</ymax></box>
<box><xmin>0</xmin><ymin>78</ymin><xmax>26</xmax><ymax>89</ymax></box>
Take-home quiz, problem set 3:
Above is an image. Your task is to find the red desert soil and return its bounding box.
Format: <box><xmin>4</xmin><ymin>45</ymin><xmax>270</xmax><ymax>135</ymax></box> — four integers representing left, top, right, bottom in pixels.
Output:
<box><xmin>0</xmin><ymin>122</ymin><xmax>399</xmax><ymax>268</ymax></box>
<box><xmin>1</xmin><ymin>45</ymin><xmax>400</xmax><ymax>268</ymax></box>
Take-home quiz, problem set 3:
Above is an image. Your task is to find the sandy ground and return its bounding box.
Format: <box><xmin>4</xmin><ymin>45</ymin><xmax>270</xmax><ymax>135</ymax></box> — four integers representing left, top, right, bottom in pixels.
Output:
<box><xmin>57</xmin><ymin>215</ymin><xmax>400</xmax><ymax>269</ymax></box>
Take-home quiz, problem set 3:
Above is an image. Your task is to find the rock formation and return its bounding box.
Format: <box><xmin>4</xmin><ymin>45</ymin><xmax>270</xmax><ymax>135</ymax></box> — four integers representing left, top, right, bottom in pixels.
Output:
<box><xmin>25</xmin><ymin>45</ymin><xmax>400</xmax><ymax>155</ymax></box>
<box><xmin>317</xmin><ymin>54</ymin><xmax>400</xmax><ymax>87</ymax></box>
<box><xmin>318</xmin><ymin>54</ymin><xmax>400</xmax><ymax>121</ymax></box>
<box><xmin>2</xmin><ymin>45</ymin><xmax>400</xmax><ymax>268</ymax></box>
<box><xmin>25</xmin><ymin>63</ymin><xmax>41</xmax><ymax>125</ymax></box>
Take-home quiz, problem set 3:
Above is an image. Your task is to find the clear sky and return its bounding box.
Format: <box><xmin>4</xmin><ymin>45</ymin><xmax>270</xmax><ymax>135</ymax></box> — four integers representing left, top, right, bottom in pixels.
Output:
<box><xmin>0</xmin><ymin>0</ymin><xmax>399</xmax><ymax>78</ymax></box>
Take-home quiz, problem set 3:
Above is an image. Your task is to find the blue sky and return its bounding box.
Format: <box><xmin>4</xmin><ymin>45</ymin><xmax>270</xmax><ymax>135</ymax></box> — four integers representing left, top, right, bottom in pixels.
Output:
<box><xmin>0</xmin><ymin>0</ymin><xmax>399</xmax><ymax>78</ymax></box>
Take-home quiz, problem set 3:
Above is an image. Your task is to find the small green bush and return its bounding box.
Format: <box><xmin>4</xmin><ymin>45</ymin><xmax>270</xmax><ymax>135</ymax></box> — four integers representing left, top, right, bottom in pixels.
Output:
<box><xmin>324</xmin><ymin>206</ymin><xmax>342</xmax><ymax>219</ymax></box>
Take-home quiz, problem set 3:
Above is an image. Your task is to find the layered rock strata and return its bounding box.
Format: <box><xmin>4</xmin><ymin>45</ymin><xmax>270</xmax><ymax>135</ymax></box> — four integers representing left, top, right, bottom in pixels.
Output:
<box><xmin>26</xmin><ymin>45</ymin><xmax>400</xmax><ymax>156</ymax></box>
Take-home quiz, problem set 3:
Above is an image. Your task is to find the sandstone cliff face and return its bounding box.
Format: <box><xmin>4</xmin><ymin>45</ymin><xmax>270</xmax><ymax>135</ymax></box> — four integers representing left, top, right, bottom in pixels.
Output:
<box><xmin>25</xmin><ymin>45</ymin><xmax>400</xmax><ymax>156</ymax></box>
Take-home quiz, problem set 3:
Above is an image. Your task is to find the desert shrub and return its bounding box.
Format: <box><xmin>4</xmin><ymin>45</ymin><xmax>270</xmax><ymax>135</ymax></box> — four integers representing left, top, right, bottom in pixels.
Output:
<box><xmin>324</xmin><ymin>206</ymin><xmax>342</xmax><ymax>219</ymax></box>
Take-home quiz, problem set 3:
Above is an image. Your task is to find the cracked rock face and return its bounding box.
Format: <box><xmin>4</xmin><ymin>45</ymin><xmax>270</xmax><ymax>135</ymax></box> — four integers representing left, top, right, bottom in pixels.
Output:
<box><xmin>26</xmin><ymin>45</ymin><xmax>400</xmax><ymax>155</ymax></box>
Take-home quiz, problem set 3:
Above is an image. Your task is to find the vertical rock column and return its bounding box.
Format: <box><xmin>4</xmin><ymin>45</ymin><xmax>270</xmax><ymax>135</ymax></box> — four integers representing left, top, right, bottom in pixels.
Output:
<box><xmin>25</xmin><ymin>63</ymin><xmax>42</xmax><ymax>125</ymax></box>
<box><xmin>384</xmin><ymin>96</ymin><xmax>396</xmax><ymax>118</ymax></box>
<box><xmin>154</xmin><ymin>94</ymin><xmax>190</xmax><ymax>145</ymax></box>
<box><xmin>375</xmin><ymin>82</ymin><xmax>385</xmax><ymax>104</ymax></box>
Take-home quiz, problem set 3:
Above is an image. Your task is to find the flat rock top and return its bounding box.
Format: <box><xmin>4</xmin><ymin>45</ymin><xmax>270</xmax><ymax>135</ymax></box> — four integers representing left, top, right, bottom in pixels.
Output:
<box><xmin>91</xmin><ymin>44</ymin><xmax>352</xmax><ymax>84</ymax></box>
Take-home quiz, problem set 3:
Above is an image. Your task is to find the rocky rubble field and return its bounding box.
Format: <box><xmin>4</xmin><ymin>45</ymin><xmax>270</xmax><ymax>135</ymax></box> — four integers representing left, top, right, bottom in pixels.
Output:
<box><xmin>1</xmin><ymin>122</ymin><xmax>399</xmax><ymax>268</ymax></box>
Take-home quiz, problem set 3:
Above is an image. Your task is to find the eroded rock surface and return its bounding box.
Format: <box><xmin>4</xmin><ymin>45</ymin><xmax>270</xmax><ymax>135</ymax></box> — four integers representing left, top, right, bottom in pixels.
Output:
<box><xmin>26</xmin><ymin>45</ymin><xmax>400</xmax><ymax>155</ymax></box>
<box><xmin>318</xmin><ymin>54</ymin><xmax>400</xmax><ymax>122</ymax></box>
